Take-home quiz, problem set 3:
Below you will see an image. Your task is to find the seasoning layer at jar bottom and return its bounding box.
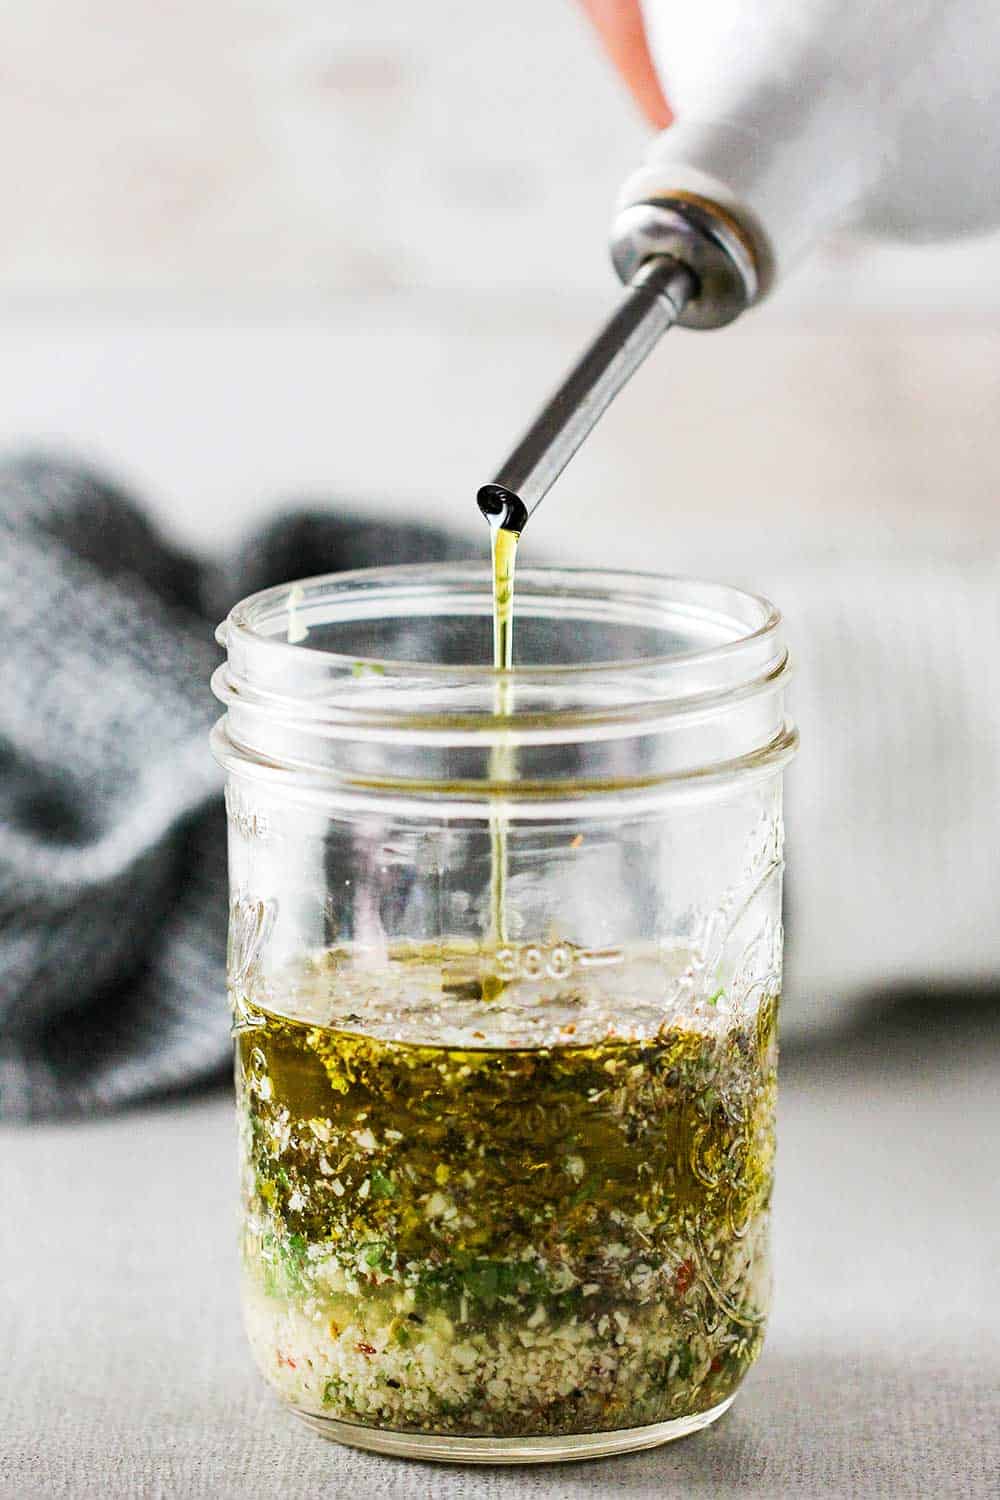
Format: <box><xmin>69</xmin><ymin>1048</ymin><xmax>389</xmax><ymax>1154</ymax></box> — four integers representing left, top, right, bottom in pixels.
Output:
<box><xmin>235</xmin><ymin>943</ymin><xmax>778</xmax><ymax>1460</ymax></box>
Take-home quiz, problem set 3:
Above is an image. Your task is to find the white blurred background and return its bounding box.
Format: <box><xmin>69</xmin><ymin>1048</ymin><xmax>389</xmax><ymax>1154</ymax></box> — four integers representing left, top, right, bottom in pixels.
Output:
<box><xmin>6</xmin><ymin>17</ymin><xmax>1000</xmax><ymax>1489</ymax></box>
<box><xmin>6</xmin><ymin>2</ymin><xmax>1000</xmax><ymax>1035</ymax></box>
<box><xmin>2</xmin><ymin>0</ymin><xmax>999</xmax><ymax>573</ymax></box>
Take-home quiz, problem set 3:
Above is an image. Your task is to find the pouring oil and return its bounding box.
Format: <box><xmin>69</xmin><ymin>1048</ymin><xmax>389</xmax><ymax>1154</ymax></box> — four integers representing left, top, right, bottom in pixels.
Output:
<box><xmin>487</xmin><ymin>520</ymin><xmax>520</xmax><ymax>949</ymax></box>
<box><xmin>490</xmin><ymin>522</ymin><xmax>519</xmax><ymax>675</ymax></box>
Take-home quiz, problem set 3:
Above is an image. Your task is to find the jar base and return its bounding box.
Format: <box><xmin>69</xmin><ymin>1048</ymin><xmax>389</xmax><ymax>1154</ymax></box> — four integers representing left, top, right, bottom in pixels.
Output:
<box><xmin>290</xmin><ymin>1394</ymin><xmax>735</xmax><ymax>1465</ymax></box>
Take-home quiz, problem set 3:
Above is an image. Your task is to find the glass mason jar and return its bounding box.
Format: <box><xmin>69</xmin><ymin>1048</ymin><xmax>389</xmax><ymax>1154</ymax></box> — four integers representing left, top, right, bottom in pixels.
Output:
<box><xmin>211</xmin><ymin>563</ymin><xmax>796</xmax><ymax>1464</ymax></box>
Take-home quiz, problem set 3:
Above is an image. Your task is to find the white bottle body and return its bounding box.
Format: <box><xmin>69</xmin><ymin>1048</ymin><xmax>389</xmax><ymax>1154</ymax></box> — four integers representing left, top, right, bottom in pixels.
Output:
<box><xmin>623</xmin><ymin>0</ymin><xmax>1000</xmax><ymax>284</ymax></box>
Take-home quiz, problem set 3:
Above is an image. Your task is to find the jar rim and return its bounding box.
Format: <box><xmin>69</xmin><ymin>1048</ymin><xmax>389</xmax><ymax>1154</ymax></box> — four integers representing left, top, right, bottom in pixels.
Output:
<box><xmin>212</xmin><ymin>564</ymin><xmax>795</xmax><ymax>800</ymax></box>
<box><xmin>218</xmin><ymin>562</ymin><xmax>782</xmax><ymax>682</ymax></box>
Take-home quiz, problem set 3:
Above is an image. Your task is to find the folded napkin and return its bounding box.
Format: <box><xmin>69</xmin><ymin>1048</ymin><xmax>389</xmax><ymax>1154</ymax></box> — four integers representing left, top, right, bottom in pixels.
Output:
<box><xmin>0</xmin><ymin>456</ymin><xmax>469</xmax><ymax>1119</ymax></box>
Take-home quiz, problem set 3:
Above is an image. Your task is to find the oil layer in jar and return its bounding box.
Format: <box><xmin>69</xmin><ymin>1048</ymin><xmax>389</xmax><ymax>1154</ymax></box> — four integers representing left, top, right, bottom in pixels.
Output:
<box><xmin>235</xmin><ymin>944</ymin><xmax>777</xmax><ymax>1437</ymax></box>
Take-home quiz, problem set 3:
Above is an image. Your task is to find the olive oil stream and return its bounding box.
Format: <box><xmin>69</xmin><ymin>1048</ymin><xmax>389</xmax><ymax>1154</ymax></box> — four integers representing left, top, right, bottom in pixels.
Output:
<box><xmin>488</xmin><ymin>522</ymin><xmax>519</xmax><ymax>947</ymax></box>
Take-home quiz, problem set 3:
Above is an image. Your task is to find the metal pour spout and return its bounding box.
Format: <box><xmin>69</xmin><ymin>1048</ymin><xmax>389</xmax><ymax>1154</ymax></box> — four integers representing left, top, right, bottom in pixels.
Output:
<box><xmin>477</xmin><ymin>196</ymin><xmax>761</xmax><ymax>534</ymax></box>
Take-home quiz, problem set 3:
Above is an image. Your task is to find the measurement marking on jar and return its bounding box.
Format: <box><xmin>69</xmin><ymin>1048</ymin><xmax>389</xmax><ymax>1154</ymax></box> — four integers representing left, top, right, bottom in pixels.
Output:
<box><xmin>224</xmin><ymin>786</ymin><xmax>270</xmax><ymax>842</ymax></box>
<box><xmin>493</xmin><ymin>944</ymin><xmax>623</xmax><ymax>981</ymax></box>
<box><xmin>577</xmin><ymin>947</ymin><xmax>624</xmax><ymax>968</ymax></box>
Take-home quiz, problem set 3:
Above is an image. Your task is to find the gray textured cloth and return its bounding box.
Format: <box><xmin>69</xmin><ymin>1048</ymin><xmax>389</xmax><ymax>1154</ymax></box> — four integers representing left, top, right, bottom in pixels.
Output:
<box><xmin>0</xmin><ymin>455</ymin><xmax>468</xmax><ymax>1119</ymax></box>
<box><xmin>2</xmin><ymin>1009</ymin><xmax>996</xmax><ymax>1498</ymax></box>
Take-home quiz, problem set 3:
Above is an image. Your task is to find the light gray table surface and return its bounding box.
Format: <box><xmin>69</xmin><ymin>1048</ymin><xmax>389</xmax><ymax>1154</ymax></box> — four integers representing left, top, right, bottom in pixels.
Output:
<box><xmin>3</xmin><ymin>1003</ymin><xmax>997</xmax><ymax>1500</ymax></box>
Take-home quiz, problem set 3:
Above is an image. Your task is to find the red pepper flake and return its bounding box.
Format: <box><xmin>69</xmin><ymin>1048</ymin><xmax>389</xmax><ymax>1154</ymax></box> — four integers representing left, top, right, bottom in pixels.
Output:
<box><xmin>276</xmin><ymin>1350</ymin><xmax>297</xmax><ymax>1369</ymax></box>
<box><xmin>674</xmin><ymin>1258</ymin><xmax>696</xmax><ymax>1296</ymax></box>
<box><xmin>711</xmin><ymin>1356</ymin><xmax>724</xmax><ymax>1372</ymax></box>
<box><xmin>355</xmin><ymin>1341</ymin><xmax>377</xmax><ymax>1356</ymax></box>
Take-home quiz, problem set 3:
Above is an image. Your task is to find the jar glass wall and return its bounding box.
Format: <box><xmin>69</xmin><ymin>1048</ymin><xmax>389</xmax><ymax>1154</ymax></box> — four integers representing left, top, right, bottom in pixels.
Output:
<box><xmin>211</xmin><ymin>565</ymin><xmax>796</xmax><ymax>1463</ymax></box>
